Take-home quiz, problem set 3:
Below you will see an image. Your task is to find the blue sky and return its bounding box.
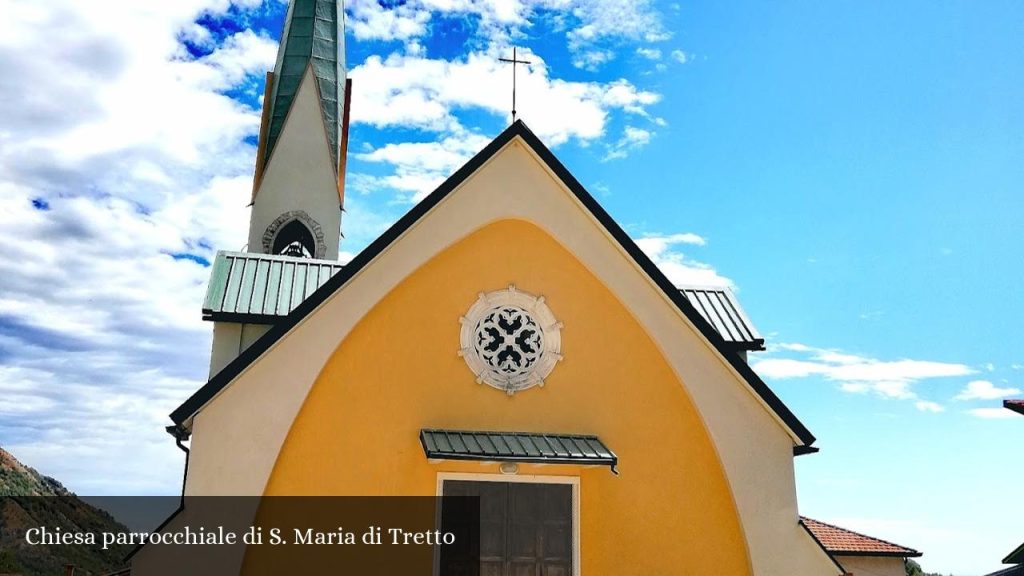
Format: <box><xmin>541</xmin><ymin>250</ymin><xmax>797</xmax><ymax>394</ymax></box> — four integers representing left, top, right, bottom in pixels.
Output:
<box><xmin>0</xmin><ymin>1</ymin><xmax>1020</xmax><ymax>574</ymax></box>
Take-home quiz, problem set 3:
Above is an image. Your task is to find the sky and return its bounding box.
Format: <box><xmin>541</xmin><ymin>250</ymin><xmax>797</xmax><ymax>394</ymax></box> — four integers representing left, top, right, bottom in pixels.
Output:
<box><xmin>0</xmin><ymin>0</ymin><xmax>1021</xmax><ymax>574</ymax></box>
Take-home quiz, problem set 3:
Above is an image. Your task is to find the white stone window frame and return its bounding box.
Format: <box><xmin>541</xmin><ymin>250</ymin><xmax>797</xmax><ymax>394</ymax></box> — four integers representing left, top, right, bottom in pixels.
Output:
<box><xmin>459</xmin><ymin>285</ymin><xmax>563</xmax><ymax>395</ymax></box>
<box><xmin>262</xmin><ymin>210</ymin><xmax>327</xmax><ymax>259</ymax></box>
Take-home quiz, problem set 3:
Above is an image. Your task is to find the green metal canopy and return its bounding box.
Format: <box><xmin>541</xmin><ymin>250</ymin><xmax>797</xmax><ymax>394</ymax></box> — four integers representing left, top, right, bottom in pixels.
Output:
<box><xmin>265</xmin><ymin>0</ymin><xmax>344</xmax><ymax>170</ymax></box>
<box><xmin>420</xmin><ymin>429</ymin><xmax>618</xmax><ymax>472</ymax></box>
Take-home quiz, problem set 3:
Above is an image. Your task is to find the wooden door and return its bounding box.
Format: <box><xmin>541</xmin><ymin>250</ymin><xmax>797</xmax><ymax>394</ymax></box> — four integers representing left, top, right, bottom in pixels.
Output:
<box><xmin>442</xmin><ymin>480</ymin><xmax>573</xmax><ymax>576</ymax></box>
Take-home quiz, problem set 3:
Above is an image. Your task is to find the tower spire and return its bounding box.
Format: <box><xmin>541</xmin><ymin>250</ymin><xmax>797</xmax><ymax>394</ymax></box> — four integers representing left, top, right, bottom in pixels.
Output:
<box><xmin>264</xmin><ymin>0</ymin><xmax>344</xmax><ymax>171</ymax></box>
<box><xmin>246</xmin><ymin>0</ymin><xmax>347</xmax><ymax>261</ymax></box>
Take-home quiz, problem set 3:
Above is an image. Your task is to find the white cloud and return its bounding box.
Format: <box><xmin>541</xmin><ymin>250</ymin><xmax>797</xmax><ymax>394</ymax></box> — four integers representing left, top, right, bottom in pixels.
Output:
<box><xmin>338</xmin><ymin>1</ymin><xmax>670</xmax><ymax>203</ymax></box>
<box><xmin>634</xmin><ymin>233</ymin><xmax>733</xmax><ymax>288</ymax></box>
<box><xmin>954</xmin><ymin>380</ymin><xmax>1021</xmax><ymax>401</ymax></box>
<box><xmin>753</xmin><ymin>344</ymin><xmax>974</xmax><ymax>403</ymax></box>
<box><xmin>354</xmin><ymin>132</ymin><xmax>492</xmax><ymax>201</ymax></box>
<box><xmin>636</xmin><ymin>47</ymin><xmax>661</xmax><ymax>60</ymax></box>
<box><xmin>563</xmin><ymin>1</ymin><xmax>670</xmax><ymax>50</ymax></box>
<box><xmin>348</xmin><ymin>49</ymin><xmax>662</xmax><ymax>200</ymax></box>
<box><xmin>346</xmin><ymin>0</ymin><xmax>432</xmax><ymax>41</ymax></box>
<box><xmin>343</xmin><ymin>0</ymin><xmax>669</xmax><ymax>69</ymax></box>
<box><xmin>670</xmin><ymin>49</ymin><xmax>688</xmax><ymax>64</ymax></box>
<box><xmin>967</xmin><ymin>408</ymin><xmax>1020</xmax><ymax>420</ymax></box>
<box><xmin>0</xmin><ymin>0</ymin><xmax>274</xmax><ymax>494</ymax></box>
<box><xmin>778</xmin><ymin>342</ymin><xmax>813</xmax><ymax>352</ymax></box>
<box><xmin>349</xmin><ymin>51</ymin><xmax>660</xmax><ymax>146</ymax></box>
<box><xmin>572</xmin><ymin>49</ymin><xmax>616</xmax><ymax>71</ymax></box>
<box><xmin>635</xmin><ymin>233</ymin><xmax>707</xmax><ymax>251</ymax></box>
<box><xmin>915</xmin><ymin>400</ymin><xmax>944</xmax><ymax>413</ymax></box>
<box><xmin>604</xmin><ymin>126</ymin><xmax>654</xmax><ymax>160</ymax></box>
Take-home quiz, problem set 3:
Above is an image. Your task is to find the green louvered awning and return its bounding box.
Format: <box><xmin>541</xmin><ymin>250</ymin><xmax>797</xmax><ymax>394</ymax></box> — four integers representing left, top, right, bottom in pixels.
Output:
<box><xmin>265</xmin><ymin>0</ymin><xmax>344</xmax><ymax>169</ymax></box>
<box><xmin>202</xmin><ymin>251</ymin><xmax>344</xmax><ymax>323</ymax></box>
<box><xmin>420</xmin><ymin>429</ymin><xmax>618</xmax><ymax>472</ymax></box>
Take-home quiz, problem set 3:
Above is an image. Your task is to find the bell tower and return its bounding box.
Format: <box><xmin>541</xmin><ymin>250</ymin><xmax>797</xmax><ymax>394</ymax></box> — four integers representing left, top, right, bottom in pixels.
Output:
<box><xmin>201</xmin><ymin>0</ymin><xmax>350</xmax><ymax>379</ymax></box>
<box><xmin>247</xmin><ymin>0</ymin><xmax>349</xmax><ymax>260</ymax></box>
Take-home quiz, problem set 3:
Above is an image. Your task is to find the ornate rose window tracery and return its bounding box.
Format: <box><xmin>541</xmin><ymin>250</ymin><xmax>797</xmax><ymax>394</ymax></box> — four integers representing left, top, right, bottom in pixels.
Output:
<box><xmin>459</xmin><ymin>286</ymin><xmax>562</xmax><ymax>395</ymax></box>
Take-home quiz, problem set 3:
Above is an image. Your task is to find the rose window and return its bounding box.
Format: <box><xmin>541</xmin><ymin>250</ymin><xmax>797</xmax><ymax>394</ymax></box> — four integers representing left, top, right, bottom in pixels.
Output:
<box><xmin>460</xmin><ymin>286</ymin><xmax>562</xmax><ymax>394</ymax></box>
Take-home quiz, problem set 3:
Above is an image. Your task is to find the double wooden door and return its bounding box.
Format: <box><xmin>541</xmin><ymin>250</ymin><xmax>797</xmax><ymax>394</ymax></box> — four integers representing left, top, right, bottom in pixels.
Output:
<box><xmin>442</xmin><ymin>480</ymin><xmax>573</xmax><ymax>576</ymax></box>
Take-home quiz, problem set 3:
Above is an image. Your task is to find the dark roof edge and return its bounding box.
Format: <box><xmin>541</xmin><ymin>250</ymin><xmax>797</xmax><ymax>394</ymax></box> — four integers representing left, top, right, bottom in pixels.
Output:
<box><xmin>798</xmin><ymin>518</ymin><xmax>849</xmax><ymax>574</ymax></box>
<box><xmin>731</xmin><ymin>339</ymin><xmax>766</xmax><ymax>352</ymax></box>
<box><xmin>831</xmin><ymin>550</ymin><xmax>923</xmax><ymax>558</ymax></box>
<box><xmin>1004</xmin><ymin>540</ymin><xmax>1024</xmax><ymax>564</ymax></box>
<box><xmin>171</xmin><ymin>120</ymin><xmax>816</xmax><ymax>448</ymax></box>
<box><xmin>1004</xmin><ymin>399</ymin><xmax>1024</xmax><ymax>416</ymax></box>
<box><xmin>202</xmin><ymin>312</ymin><xmax>279</xmax><ymax>325</ymax></box>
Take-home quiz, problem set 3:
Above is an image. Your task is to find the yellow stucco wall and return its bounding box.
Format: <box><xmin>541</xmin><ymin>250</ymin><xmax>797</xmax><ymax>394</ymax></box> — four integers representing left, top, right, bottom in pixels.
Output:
<box><xmin>263</xmin><ymin>218</ymin><xmax>752</xmax><ymax>574</ymax></box>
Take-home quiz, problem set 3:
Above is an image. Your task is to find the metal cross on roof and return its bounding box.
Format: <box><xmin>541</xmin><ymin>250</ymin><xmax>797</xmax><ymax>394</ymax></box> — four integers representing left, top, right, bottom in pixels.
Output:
<box><xmin>499</xmin><ymin>47</ymin><xmax>531</xmax><ymax>122</ymax></box>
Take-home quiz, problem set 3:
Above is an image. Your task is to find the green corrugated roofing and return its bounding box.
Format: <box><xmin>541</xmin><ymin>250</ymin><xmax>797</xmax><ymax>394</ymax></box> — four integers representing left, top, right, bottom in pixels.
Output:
<box><xmin>678</xmin><ymin>286</ymin><xmax>764</xmax><ymax>350</ymax></box>
<box><xmin>420</xmin><ymin>429</ymin><xmax>617</xmax><ymax>471</ymax></box>
<box><xmin>265</xmin><ymin>0</ymin><xmax>344</xmax><ymax>170</ymax></box>
<box><xmin>202</xmin><ymin>251</ymin><xmax>344</xmax><ymax>322</ymax></box>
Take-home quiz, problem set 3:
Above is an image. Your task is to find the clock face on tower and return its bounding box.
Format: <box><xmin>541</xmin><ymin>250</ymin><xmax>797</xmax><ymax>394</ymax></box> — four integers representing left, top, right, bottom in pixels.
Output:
<box><xmin>459</xmin><ymin>286</ymin><xmax>562</xmax><ymax>395</ymax></box>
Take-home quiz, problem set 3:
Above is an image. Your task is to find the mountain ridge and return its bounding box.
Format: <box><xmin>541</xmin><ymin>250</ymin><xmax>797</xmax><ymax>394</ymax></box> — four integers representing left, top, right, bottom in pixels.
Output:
<box><xmin>0</xmin><ymin>446</ymin><xmax>130</xmax><ymax>576</ymax></box>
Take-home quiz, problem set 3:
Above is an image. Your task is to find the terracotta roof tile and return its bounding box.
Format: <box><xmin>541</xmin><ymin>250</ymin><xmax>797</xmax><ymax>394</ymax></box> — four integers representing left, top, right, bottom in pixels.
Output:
<box><xmin>801</xmin><ymin>517</ymin><xmax>921</xmax><ymax>557</ymax></box>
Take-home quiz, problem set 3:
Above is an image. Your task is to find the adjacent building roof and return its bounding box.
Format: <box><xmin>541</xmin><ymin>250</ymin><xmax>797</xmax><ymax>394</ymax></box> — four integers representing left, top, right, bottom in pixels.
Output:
<box><xmin>420</xmin><ymin>429</ymin><xmax>617</xmax><ymax>471</ymax></box>
<box><xmin>173</xmin><ymin>121</ymin><xmax>817</xmax><ymax>451</ymax></box>
<box><xmin>986</xmin><ymin>565</ymin><xmax>1024</xmax><ymax>576</ymax></box>
<box><xmin>1005</xmin><ymin>541</ymin><xmax>1024</xmax><ymax>564</ymax></box>
<box><xmin>265</xmin><ymin>0</ymin><xmax>343</xmax><ymax>170</ymax></box>
<box><xmin>679</xmin><ymin>286</ymin><xmax>764</xmax><ymax>351</ymax></box>
<box><xmin>1005</xmin><ymin>399</ymin><xmax>1024</xmax><ymax>416</ymax></box>
<box><xmin>801</xmin><ymin>517</ymin><xmax>922</xmax><ymax>558</ymax></box>
<box><xmin>202</xmin><ymin>251</ymin><xmax>344</xmax><ymax>323</ymax></box>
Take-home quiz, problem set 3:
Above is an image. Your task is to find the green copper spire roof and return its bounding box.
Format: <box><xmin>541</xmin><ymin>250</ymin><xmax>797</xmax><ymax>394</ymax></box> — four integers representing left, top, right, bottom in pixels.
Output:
<box><xmin>265</xmin><ymin>0</ymin><xmax>344</xmax><ymax>170</ymax></box>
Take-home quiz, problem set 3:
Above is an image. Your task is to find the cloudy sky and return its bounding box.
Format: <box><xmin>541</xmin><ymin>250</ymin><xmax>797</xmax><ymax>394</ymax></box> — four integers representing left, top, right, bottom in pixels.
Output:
<box><xmin>1</xmin><ymin>0</ymin><xmax>1022</xmax><ymax>574</ymax></box>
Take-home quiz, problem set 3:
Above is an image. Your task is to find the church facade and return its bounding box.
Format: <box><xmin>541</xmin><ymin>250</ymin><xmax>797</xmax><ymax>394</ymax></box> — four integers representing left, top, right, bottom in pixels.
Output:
<box><xmin>132</xmin><ymin>1</ymin><xmax>859</xmax><ymax>574</ymax></box>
